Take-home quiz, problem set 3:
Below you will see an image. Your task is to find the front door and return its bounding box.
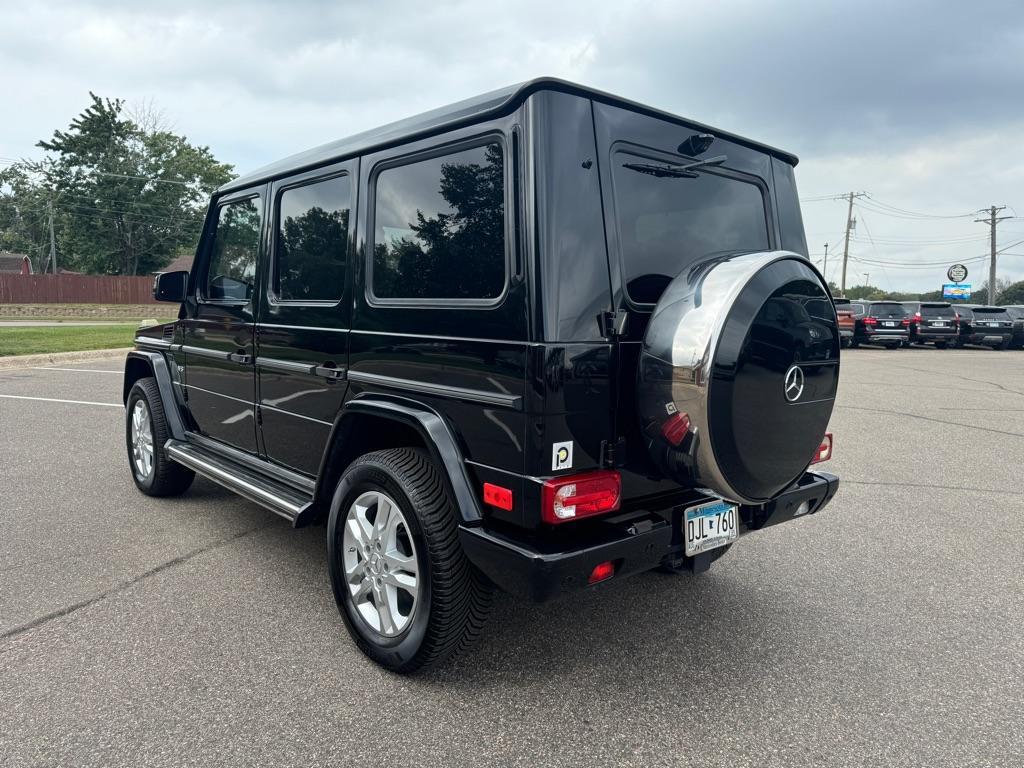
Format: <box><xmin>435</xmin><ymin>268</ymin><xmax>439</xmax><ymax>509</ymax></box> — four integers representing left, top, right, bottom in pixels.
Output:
<box><xmin>256</xmin><ymin>161</ymin><xmax>356</xmax><ymax>475</ymax></box>
<box><xmin>181</xmin><ymin>187</ymin><xmax>265</xmax><ymax>454</ymax></box>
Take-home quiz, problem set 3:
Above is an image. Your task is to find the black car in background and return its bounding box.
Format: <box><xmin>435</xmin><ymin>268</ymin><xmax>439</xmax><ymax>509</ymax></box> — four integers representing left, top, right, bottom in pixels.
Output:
<box><xmin>1002</xmin><ymin>306</ymin><xmax>1024</xmax><ymax>349</ymax></box>
<box><xmin>901</xmin><ymin>301</ymin><xmax>958</xmax><ymax>348</ymax></box>
<box><xmin>848</xmin><ymin>301</ymin><xmax>909</xmax><ymax>348</ymax></box>
<box><xmin>954</xmin><ymin>305</ymin><xmax>1013</xmax><ymax>349</ymax></box>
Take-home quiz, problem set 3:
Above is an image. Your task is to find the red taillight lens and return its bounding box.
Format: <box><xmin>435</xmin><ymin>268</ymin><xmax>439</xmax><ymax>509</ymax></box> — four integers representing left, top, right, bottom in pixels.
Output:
<box><xmin>660</xmin><ymin>412</ymin><xmax>691</xmax><ymax>446</ymax></box>
<box><xmin>863</xmin><ymin>316</ymin><xmax>878</xmax><ymax>326</ymax></box>
<box><xmin>902</xmin><ymin>317</ymin><xmax>911</xmax><ymax>326</ymax></box>
<box><xmin>482</xmin><ymin>482</ymin><xmax>513</xmax><ymax>511</ymax></box>
<box><xmin>542</xmin><ymin>470</ymin><xmax>621</xmax><ymax>524</ymax></box>
<box><xmin>588</xmin><ymin>560</ymin><xmax>615</xmax><ymax>584</ymax></box>
<box><xmin>811</xmin><ymin>432</ymin><xmax>833</xmax><ymax>465</ymax></box>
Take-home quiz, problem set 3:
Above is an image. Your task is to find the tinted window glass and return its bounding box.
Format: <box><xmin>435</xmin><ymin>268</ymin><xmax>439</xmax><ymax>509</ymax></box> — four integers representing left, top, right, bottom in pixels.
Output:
<box><xmin>851</xmin><ymin>303</ymin><xmax>866</xmax><ymax>315</ymax></box>
<box><xmin>920</xmin><ymin>304</ymin><xmax>955</xmax><ymax>318</ymax></box>
<box><xmin>801</xmin><ymin>297</ymin><xmax>834</xmax><ymax>321</ymax></box>
<box><xmin>206</xmin><ymin>197</ymin><xmax>262</xmax><ymax>302</ymax></box>
<box><xmin>1005</xmin><ymin>307</ymin><xmax>1024</xmax><ymax>319</ymax></box>
<box><xmin>613</xmin><ymin>154</ymin><xmax>770</xmax><ymax>304</ymax></box>
<box><xmin>373</xmin><ymin>143</ymin><xmax>505</xmax><ymax>300</ymax></box>
<box><xmin>973</xmin><ymin>307</ymin><xmax>1009</xmax><ymax>318</ymax></box>
<box><xmin>870</xmin><ymin>303</ymin><xmax>906</xmax><ymax>318</ymax></box>
<box><xmin>275</xmin><ymin>175</ymin><xmax>350</xmax><ymax>302</ymax></box>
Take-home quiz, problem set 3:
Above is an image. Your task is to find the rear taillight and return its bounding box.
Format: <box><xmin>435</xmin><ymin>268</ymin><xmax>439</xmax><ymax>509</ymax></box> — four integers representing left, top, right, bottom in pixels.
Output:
<box><xmin>811</xmin><ymin>432</ymin><xmax>833</xmax><ymax>465</ymax></box>
<box><xmin>914</xmin><ymin>312</ymin><xmax>922</xmax><ymax>323</ymax></box>
<box><xmin>902</xmin><ymin>316</ymin><xmax>911</xmax><ymax>326</ymax></box>
<box><xmin>863</xmin><ymin>316</ymin><xmax>878</xmax><ymax>326</ymax></box>
<box><xmin>542</xmin><ymin>470</ymin><xmax>621</xmax><ymax>524</ymax></box>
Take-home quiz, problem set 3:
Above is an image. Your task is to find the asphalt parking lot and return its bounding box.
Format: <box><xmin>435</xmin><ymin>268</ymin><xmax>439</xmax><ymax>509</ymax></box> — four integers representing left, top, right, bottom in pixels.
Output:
<box><xmin>1</xmin><ymin>349</ymin><xmax>1021</xmax><ymax>767</ymax></box>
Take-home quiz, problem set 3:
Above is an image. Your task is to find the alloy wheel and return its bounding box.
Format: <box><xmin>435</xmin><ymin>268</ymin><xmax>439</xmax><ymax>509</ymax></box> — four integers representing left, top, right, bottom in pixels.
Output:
<box><xmin>130</xmin><ymin>400</ymin><xmax>154</xmax><ymax>480</ymax></box>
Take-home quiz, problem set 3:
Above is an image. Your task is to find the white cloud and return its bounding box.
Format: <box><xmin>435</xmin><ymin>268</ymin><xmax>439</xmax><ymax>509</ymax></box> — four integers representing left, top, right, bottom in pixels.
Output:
<box><xmin>2</xmin><ymin>0</ymin><xmax>1023</xmax><ymax>291</ymax></box>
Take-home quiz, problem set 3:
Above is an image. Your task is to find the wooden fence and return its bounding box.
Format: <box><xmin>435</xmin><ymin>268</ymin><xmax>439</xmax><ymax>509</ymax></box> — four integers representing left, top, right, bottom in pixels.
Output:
<box><xmin>0</xmin><ymin>274</ymin><xmax>160</xmax><ymax>305</ymax></box>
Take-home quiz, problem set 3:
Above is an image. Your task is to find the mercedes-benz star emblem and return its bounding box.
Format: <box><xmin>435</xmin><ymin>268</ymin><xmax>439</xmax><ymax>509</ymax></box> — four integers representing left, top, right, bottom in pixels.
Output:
<box><xmin>784</xmin><ymin>365</ymin><xmax>805</xmax><ymax>403</ymax></box>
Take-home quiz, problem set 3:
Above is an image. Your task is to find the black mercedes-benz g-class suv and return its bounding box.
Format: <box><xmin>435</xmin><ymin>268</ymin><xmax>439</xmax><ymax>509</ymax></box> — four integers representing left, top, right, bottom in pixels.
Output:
<box><xmin>124</xmin><ymin>79</ymin><xmax>839</xmax><ymax>672</ymax></box>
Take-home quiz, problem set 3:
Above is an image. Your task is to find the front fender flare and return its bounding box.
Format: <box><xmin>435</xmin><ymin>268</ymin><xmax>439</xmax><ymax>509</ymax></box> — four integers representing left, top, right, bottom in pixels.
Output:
<box><xmin>123</xmin><ymin>350</ymin><xmax>187</xmax><ymax>441</ymax></box>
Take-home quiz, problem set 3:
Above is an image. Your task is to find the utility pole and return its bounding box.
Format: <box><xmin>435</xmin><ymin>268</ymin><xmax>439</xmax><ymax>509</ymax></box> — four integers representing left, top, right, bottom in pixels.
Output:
<box><xmin>822</xmin><ymin>242</ymin><xmax>829</xmax><ymax>284</ymax></box>
<box><xmin>975</xmin><ymin>205</ymin><xmax>1010</xmax><ymax>303</ymax></box>
<box><xmin>863</xmin><ymin>272</ymin><xmax>870</xmax><ymax>287</ymax></box>
<box><xmin>839</xmin><ymin>192</ymin><xmax>866</xmax><ymax>294</ymax></box>
<box><xmin>47</xmin><ymin>199</ymin><xmax>57</xmax><ymax>275</ymax></box>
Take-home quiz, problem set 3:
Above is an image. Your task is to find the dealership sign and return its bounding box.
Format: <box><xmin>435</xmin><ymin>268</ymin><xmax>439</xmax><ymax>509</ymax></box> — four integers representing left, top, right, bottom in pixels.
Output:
<box><xmin>947</xmin><ymin>264</ymin><xmax>969</xmax><ymax>282</ymax></box>
<box><xmin>943</xmin><ymin>283</ymin><xmax>971</xmax><ymax>300</ymax></box>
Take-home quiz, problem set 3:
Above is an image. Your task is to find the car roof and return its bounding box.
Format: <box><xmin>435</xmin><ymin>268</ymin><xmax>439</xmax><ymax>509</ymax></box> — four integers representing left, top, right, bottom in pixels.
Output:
<box><xmin>219</xmin><ymin>77</ymin><xmax>799</xmax><ymax>194</ymax></box>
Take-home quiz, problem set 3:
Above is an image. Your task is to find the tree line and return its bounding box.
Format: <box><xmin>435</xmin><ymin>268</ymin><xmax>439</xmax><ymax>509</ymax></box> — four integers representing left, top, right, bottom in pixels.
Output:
<box><xmin>830</xmin><ymin>277</ymin><xmax>1024</xmax><ymax>305</ymax></box>
<box><xmin>0</xmin><ymin>94</ymin><xmax>234</xmax><ymax>275</ymax></box>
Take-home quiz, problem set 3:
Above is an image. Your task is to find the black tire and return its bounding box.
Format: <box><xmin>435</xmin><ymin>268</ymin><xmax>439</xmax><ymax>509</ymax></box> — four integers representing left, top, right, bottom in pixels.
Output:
<box><xmin>326</xmin><ymin>448</ymin><xmax>492</xmax><ymax>673</ymax></box>
<box><xmin>997</xmin><ymin>340</ymin><xmax>1009</xmax><ymax>351</ymax></box>
<box><xmin>125</xmin><ymin>377</ymin><xmax>194</xmax><ymax>496</ymax></box>
<box><xmin>849</xmin><ymin>339</ymin><xmax>859</xmax><ymax>349</ymax></box>
<box><xmin>935</xmin><ymin>342</ymin><xmax>947</xmax><ymax>349</ymax></box>
<box><xmin>839</xmin><ymin>338</ymin><xmax>849</xmax><ymax>349</ymax></box>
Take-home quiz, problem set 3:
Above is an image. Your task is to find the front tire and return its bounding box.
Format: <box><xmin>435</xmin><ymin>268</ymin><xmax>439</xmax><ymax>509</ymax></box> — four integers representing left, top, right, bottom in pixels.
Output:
<box><xmin>327</xmin><ymin>448</ymin><xmax>492</xmax><ymax>673</ymax></box>
<box><xmin>125</xmin><ymin>377</ymin><xmax>195</xmax><ymax>496</ymax></box>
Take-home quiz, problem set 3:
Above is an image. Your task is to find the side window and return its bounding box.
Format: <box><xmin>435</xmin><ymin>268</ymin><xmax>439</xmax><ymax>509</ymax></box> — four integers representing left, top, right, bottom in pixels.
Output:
<box><xmin>275</xmin><ymin>175</ymin><xmax>351</xmax><ymax>302</ymax></box>
<box><xmin>371</xmin><ymin>142</ymin><xmax>505</xmax><ymax>301</ymax></box>
<box><xmin>205</xmin><ymin>196</ymin><xmax>262</xmax><ymax>302</ymax></box>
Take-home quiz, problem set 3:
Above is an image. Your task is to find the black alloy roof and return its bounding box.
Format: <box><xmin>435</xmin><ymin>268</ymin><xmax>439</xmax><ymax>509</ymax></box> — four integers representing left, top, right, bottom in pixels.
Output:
<box><xmin>220</xmin><ymin>77</ymin><xmax>798</xmax><ymax>194</ymax></box>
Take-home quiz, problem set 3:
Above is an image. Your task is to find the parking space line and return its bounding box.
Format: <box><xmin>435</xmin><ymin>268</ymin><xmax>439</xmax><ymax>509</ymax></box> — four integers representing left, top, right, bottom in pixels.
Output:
<box><xmin>0</xmin><ymin>394</ymin><xmax>121</xmax><ymax>408</ymax></box>
<box><xmin>27</xmin><ymin>367</ymin><xmax>121</xmax><ymax>374</ymax></box>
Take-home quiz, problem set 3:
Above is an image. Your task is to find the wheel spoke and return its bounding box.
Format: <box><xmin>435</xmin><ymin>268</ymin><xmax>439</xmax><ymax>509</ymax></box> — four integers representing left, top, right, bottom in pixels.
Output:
<box><xmin>373</xmin><ymin>495</ymin><xmax>393</xmax><ymax>538</ymax></box>
<box><xmin>383</xmin><ymin>570</ymin><xmax>416</xmax><ymax>594</ymax></box>
<box><xmin>346</xmin><ymin>515</ymin><xmax>370</xmax><ymax>547</ymax></box>
<box><xmin>352</xmin><ymin>577</ymin><xmax>372</xmax><ymax>603</ymax></box>
<box><xmin>375</xmin><ymin>593</ymin><xmax>397</xmax><ymax>635</ymax></box>
<box><xmin>384</xmin><ymin>550</ymin><xmax>415</xmax><ymax>573</ymax></box>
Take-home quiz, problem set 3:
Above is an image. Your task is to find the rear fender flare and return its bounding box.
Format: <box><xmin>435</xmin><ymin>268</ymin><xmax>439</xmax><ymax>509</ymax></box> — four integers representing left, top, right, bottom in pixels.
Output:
<box><xmin>315</xmin><ymin>395</ymin><xmax>483</xmax><ymax>524</ymax></box>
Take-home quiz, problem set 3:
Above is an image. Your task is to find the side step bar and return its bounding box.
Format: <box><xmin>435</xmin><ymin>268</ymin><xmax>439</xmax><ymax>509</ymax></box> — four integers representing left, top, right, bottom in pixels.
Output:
<box><xmin>165</xmin><ymin>439</ymin><xmax>314</xmax><ymax>524</ymax></box>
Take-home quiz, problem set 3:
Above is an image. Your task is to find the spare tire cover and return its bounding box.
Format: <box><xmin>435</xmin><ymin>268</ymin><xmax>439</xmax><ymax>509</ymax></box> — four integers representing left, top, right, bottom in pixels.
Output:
<box><xmin>638</xmin><ymin>251</ymin><xmax>839</xmax><ymax>504</ymax></box>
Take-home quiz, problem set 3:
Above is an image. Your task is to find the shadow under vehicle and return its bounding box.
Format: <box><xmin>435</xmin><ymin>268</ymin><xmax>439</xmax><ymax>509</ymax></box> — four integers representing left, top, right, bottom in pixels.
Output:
<box><xmin>125</xmin><ymin>78</ymin><xmax>839</xmax><ymax>673</ymax></box>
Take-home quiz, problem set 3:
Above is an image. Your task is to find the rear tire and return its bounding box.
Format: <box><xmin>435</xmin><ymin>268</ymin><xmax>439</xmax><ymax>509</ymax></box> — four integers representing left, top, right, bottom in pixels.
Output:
<box><xmin>935</xmin><ymin>342</ymin><xmax>947</xmax><ymax>349</ymax></box>
<box><xmin>326</xmin><ymin>448</ymin><xmax>492</xmax><ymax>673</ymax></box>
<box><xmin>849</xmin><ymin>339</ymin><xmax>860</xmax><ymax>349</ymax></box>
<box><xmin>125</xmin><ymin>377</ymin><xmax>194</xmax><ymax>497</ymax></box>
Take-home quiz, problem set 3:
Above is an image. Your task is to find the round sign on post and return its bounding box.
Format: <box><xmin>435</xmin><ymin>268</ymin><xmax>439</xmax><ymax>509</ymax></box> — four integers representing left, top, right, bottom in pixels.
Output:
<box><xmin>948</xmin><ymin>264</ymin><xmax>968</xmax><ymax>283</ymax></box>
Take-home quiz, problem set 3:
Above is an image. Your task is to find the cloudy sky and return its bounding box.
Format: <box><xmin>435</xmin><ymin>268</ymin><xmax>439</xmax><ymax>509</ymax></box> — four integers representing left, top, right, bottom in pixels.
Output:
<box><xmin>3</xmin><ymin>0</ymin><xmax>1023</xmax><ymax>291</ymax></box>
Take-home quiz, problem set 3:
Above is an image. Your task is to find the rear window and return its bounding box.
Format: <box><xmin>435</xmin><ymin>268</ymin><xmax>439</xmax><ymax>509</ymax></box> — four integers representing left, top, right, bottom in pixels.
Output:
<box><xmin>801</xmin><ymin>298</ymin><xmax>834</xmax><ymax>321</ymax></box>
<box><xmin>869</xmin><ymin>303</ymin><xmax>906</xmax><ymax>318</ymax></box>
<box><xmin>956</xmin><ymin>306</ymin><xmax>973</xmax><ymax>318</ymax></box>
<box><xmin>972</xmin><ymin>307</ymin><xmax>1009</xmax><ymax>318</ymax></box>
<box><xmin>612</xmin><ymin>152</ymin><xmax>770</xmax><ymax>304</ymax></box>
<box><xmin>920</xmin><ymin>304</ymin><xmax>955</xmax><ymax>318</ymax></box>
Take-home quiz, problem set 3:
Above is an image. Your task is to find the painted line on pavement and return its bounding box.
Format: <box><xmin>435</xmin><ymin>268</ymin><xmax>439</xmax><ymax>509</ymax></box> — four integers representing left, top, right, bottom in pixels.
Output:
<box><xmin>28</xmin><ymin>367</ymin><xmax>121</xmax><ymax>374</ymax></box>
<box><xmin>0</xmin><ymin>394</ymin><xmax>121</xmax><ymax>408</ymax></box>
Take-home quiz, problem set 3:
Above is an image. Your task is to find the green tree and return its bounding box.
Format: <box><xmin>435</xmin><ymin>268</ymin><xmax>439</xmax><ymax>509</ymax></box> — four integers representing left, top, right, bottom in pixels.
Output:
<box><xmin>0</xmin><ymin>93</ymin><xmax>234</xmax><ymax>274</ymax></box>
<box><xmin>972</xmin><ymin>277</ymin><xmax>1012</xmax><ymax>305</ymax></box>
<box><xmin>994</xmin><ymin>280</ymin><xmax>1024</xmax><ymax>305</ymax></box>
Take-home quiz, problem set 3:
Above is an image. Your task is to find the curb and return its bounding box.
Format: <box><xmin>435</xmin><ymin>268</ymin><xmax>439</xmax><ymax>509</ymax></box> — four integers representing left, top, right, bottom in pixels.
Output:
<box><xmin>0</xmin><ymin>347</ymin><xmax>132</xmax><ymax>371</ymax></box>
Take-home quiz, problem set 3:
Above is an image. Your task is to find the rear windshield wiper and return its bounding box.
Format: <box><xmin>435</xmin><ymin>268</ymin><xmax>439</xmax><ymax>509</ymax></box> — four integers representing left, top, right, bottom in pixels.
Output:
<box><xmin>622</xmin><ymin>154</ymin><xmax>728</xmax><ymax>178</ymax></box>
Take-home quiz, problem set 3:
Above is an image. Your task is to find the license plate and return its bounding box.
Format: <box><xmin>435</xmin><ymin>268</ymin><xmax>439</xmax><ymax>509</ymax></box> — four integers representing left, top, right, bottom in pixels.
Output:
<box><xmin>931</xmin><ymin>321</ymin><xmax>947</xmax><ymax>327</ymax></box>
<box><xmin>882</xmin><ymin>321</ymin><xmax>896</xmax><ymax>327</ymax></box>
<box><xmin>684</xmin><ymin>499</ymin><xmax>738</xmax><ymax>557</ymax></box>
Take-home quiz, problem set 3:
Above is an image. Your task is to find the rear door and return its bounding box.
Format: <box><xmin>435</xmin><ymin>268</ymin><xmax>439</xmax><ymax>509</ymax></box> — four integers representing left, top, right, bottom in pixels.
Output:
<box><xmin>181</xmin><ymin>187</ymin><xmax>264</xmax><ymax>454</ymax></box>
<box><xmin>256</xmin><ymin>160</ymin><xmax>356</xmax><ymax>475</ymax></box>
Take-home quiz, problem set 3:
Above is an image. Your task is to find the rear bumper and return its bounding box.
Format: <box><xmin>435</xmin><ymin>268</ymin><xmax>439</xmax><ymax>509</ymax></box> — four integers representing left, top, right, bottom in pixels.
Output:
<box><xmin>964</xmin><ymin>332</ymin><xmax>1011</xmax><ymax>346</ymax></box>
<box><xmin>460</xmin><ymin>471</ymin><xmax>840</xmax><ymax>602</ymax></box>
<box><xmin>866</xmin><ymin>332</ymin><xmax>907</xmax><ymax>344</ymax></box>
<box><xmin>913</xmin><ymin>327</ymin><xmax>957</xmax><ymax>341</ymax></box>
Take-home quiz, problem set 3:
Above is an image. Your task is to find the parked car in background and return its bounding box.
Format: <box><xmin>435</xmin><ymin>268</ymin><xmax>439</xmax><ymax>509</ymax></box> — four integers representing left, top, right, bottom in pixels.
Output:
<box><xmin>1003</xmin><ymin>306</ymin><xmax>1024</xmax><ymax>349</ymax></box>
<box><xmin>954</xmin><ymin>305</ymin><xmax>1013</xmax><ymax>349</ymax></box>
<box><xmin>848</xmin><ymin>301</ymin><xmax>909</xmax><ymax>349</ymax></box>
<box><xmin>831</xmin><ymin>297</ymin><xmax>855</xmax><ymax>347</ymax></box>
<box><xmin>901</xmin><ymin>301</ymin><xmax>958</xmax><ymax>348</ymax></box>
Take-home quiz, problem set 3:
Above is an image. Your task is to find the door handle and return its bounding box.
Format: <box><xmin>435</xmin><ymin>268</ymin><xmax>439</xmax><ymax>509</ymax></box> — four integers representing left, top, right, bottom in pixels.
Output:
<box><xmin>313</xmin><ymin>363</ymin><xmax>346</xmax><ymax>381</ymax></box>
<box><xmin>228</xmin><ymin>350</ymin><xmax>252</xmax><ymax>364</ymax></box>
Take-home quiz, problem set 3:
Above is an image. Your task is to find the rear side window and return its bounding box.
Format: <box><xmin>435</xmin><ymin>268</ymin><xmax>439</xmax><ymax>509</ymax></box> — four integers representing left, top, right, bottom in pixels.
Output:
<box><xmin>920</xmin><ymin>304</ymin><xmax>955</xmax><ymax>318</ymax></box>
<box><xmin>850</xmin><ymin>303</ymin><xmax>866</xmax><ymax>316</ymax></box>
<box><xmin>205</xmin><ymin>196</ymin><xmax>262</xmax><ymax>302</ymax></box>
<box><xmin>275</xmin><ymin>175</ymin><xmax>351</xmax><ymax>302</ymax></box>
<box><xmin>957</xmin><ymin>307</ymin><xmax>973</xmax><ymax>318</ymax></box>
<box><xmin>612</xmin><ymin>153</ymin><xmax>770</xmax><ymax>304</ymax></box>
<box><xmin>870</xmin><ymin>303</ymin><xmax>906</xmax><ymax>318</ymax></box>
<box><xmin>371</xmin><ymin>142</ymin><xmax>506</xmax><ymax>301</ymax></box>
